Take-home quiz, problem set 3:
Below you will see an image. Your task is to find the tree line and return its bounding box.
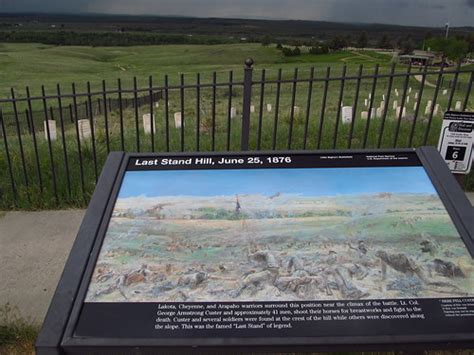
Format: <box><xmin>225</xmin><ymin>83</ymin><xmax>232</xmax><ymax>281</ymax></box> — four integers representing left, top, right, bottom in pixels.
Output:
<box><xmin>0</xmin><ymin>31</ymin><xmax>236</xmax><ymax>46</ymax></box>
<box><xmin>267</xmin><ymin>31</ymin><xmax>474</xmax><ymax>61</ymax></box>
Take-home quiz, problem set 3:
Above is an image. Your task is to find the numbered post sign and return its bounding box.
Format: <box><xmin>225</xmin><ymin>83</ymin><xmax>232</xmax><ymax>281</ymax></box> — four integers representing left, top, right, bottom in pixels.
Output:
<box><xmin>437</xmin><ymin>111</ymin><xmax>474</xmax><ymax>174</ymax></box>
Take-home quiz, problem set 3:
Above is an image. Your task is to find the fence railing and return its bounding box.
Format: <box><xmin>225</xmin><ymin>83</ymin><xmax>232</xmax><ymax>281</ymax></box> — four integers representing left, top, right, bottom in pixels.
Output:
<box><xmin>0</xmin><ymin>58</ymin><xmax>473</xmax><ymax>209</ymax></box>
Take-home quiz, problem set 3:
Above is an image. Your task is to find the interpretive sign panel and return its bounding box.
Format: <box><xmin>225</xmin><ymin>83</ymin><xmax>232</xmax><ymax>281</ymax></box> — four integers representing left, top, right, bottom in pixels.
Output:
<box><xmin>37</xmin><ymin>148</ymin><xmax>474</xmax><ymax>354</ymax></box>
<box><xmin>438</xmin><ymin>111</ymin><xmax>474</xmax><ymax>175</ymax></box>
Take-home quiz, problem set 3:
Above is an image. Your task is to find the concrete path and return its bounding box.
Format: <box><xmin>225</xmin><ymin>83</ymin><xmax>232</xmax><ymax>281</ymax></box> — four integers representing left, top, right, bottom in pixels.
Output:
<box><xmin>0</xmin><ymin>210</ymin><xmax>85</xmax><ymax>324</ymax></box>
<box><xmin>414</xmin><ymin>74</ymin><xmax>437</xmax><ymax>88</ymax></box>
<box><xmin>1</xmin><ymin>193</ymin><xmax>474</xmax><ymax>325</ymax></box>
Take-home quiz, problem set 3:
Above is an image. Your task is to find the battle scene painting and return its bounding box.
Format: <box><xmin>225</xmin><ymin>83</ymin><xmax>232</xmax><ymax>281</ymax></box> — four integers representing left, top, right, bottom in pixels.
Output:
<box><xmin>85</xmin><ymin>167</ymin><xmax>474</xmax><ymax>302</ymax></box>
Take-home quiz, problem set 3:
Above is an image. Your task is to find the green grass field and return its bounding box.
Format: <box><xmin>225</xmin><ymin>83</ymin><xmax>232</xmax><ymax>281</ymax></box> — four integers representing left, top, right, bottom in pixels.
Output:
<box><xmin>0</xmin><ymin>43</ymin><xmax>404</xmax><ymax>97</ymax></box>
<box><xmin>0</xmin><ymin>43</ymin><xmax>473</xmax><ymax>209</ymax></box>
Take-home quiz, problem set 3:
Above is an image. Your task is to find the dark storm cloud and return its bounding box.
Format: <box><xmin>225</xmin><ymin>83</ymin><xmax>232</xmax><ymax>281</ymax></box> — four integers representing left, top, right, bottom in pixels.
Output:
<box><xmin>1</xmin><ymin>0</ymin><xmax>473</xmax><ymax>27</ymax></box>
<box><xmin>0</xmin><ymin>0</ymin><xmax>96</xmax><ymax>13</ymax></box>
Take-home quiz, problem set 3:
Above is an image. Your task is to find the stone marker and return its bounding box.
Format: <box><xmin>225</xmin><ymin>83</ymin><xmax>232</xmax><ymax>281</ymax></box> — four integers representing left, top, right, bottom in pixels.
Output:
<box><xmin>250</xmin><ymin>105</ymin><xmax>255</xmax><ymax>113</ymax></box>
<box><xmin>409</xmin><ymin>87</ymin><xmax>412</xmax><ymax>93</ymax></box>
<box><xmin>455</xmin><ymin>101</ymin><xmax>462</xmax><ymax>111</ymax></box>
<box><xmin>396</xmin><ymin>107</ymin><xmax>407</xmax><ymax>118</ymax></box>
<box><xmin>143</xmin><ymin>113</ymin><xmax>156</xmax><ymax>134</ymax></box>
<box><xmin>78</xmin><ymin>119</ymin><xmax>91</xmax><ymax>140</ymax></box>
<box><xmin>424</xmin><ymin>105</ymin><xmax>431</xmax><ymax>115</ymax></box>
<box><xmin>406</xmin><ymin>96</ymin><xmax>410</xmax><ymax>104</ymax></box>
<box><xmin>414</xmin><ymin>92</ymin><xmax>419</xmax><ymax>100</ymax></box>
<box><xmin>443</xmin><ymin>89</ymin><xmax>448</xmax><ymax>95</ymax></box>
<box><xmin>267</xmin><ymin>103</ymin><xmax>272</xmax><ymax>112</ymax></box>
<box><xmin>44</xmin><ymin>120</ymin><xmax>57</xmax><ymax>141</ymax></box>
<box><xmin>376</xmin><ymin>107</ymin><xmax>383</xmax><ymax>118</ymax></box>
<box><xmin>370</xmin><ymin>108</ymin><xmax>376</xmax><ymax>118</ymax></box>
<box><xmin>380</xmin><ymin>101</ymin><xmax>385</xmax><ymax>110</ymax></box>
<box><xmin>361</xmin><ymin>111</ymin><xmax>368</xmax><ymax>120</ymax></box>
<box><xmin>393</xmin><ymin>100</ymin><xmax>398</xmax><ymax>110</ymax></box>
<box><xmin>341</xmin><ymin>106</ymin><xmax>353</xmax><ymax>124</ymax></box>
<box><xmin>414</xmin><ymin>103</ymin><xmax>418</xmax><ymax>111</ymax></box>
<box><xmin>174</xmin><ymin>112</ymin><xmax>184</xmax><ymax>128</ymax></box>
<box><xmin>434</xmin><ymin>104</ymin><xmax>440</xmax><ymax>116</ymax></box>
<box><xmin>427</xmin><ymin>100</ymin><xmax>433</xmax><ymax>109</ymax></box>
<box><xmin>369</xmin><ymin>93</ymin><xmax>372</xmax><ymax>99</ymax></box>
<box><xmin>383</xmin><ymin>94</ymin><xmax>386</xmax><ymax>101</ymax></box>
<box><xmin>231</xmin><ymin>107</ymin><xmax>237</xmax><ymax>119</ymax></box>
<box><xmin>293</xmin><ymin>106</ymin><xmax>301</xmax><ymax>116</ymax></box>
<box><xmin>364</xmin><ymin>99</ymin><xmax>368</xmax><ymax>107</ymax></box>
<box><xmin>155</xmin><ymin>102</ymin><xmax>160</xmax><ymax>108</ymax></box>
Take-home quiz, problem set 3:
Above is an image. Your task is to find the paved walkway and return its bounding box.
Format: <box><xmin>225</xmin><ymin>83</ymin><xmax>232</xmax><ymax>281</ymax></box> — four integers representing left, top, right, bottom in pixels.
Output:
<box><xmin>0</xmin><ymin>210</ymin><xmax>85</xmax><ymax>323</ymax></box>
<box><xmin>1</xmin><ymin>193</ymin><xmax>473</xmax><ymax>324</ymax></box>
<box><xmin>414</xmin><ymin>74</ymin><xmax>437</xmax><ymax>88</ymax></box>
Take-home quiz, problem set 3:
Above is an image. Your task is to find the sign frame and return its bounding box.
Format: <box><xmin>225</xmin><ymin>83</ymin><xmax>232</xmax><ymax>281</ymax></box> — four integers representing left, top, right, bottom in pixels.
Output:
<box><xmin>36</xmin><ymin>147</ymin><xmax>474</xmax><ymax>354</ymax></box>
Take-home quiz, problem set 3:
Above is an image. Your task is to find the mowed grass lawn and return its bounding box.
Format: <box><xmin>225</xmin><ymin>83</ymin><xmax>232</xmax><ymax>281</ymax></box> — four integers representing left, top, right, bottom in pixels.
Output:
<box><xmin>0</xmin><ymin>43</ymin><xmax>473</xmax><ymax>209</ymax></box>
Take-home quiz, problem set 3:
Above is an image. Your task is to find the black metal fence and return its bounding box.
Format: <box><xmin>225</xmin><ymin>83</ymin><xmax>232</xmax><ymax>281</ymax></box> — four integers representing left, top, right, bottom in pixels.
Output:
<box><xmin>0</xmin><ymin>58</ymin><xmax>473</xmax><ymax>209</ymax></box>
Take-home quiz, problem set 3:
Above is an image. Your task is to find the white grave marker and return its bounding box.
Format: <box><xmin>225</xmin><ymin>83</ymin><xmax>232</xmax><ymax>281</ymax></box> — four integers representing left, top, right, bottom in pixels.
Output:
<box><xmin>361</xmin><ymin>111</ymin><xmax>368</xmax><ymax>120</ymax></box>
<box><xmin>376</xmin><ymin>107</ymin><xmax>383</xmax><ymax>118</ymax></box>
<box><xmin>142</xmin><ymin>113</ymin><xmax>156</xmax><ymax>134</ymax></box>
<box><xmin>266</xmin><ymin>104</ymin><xmax>272</xmax><ymax>112</ymax></box>
<box><xmin>44</xmin><ymin>120</ymin><xmax>57</xmax><ymax>141</ymax></box>
<box><xmin>370</xmin><ymin>108</ymin><xmax>376</xmax><ymax>118</ymax></box>
<box><xmin>393</xmin><ymin>101</ymin><xmax>398</xmax><ymax>110</ymax></box>
<box><xmin>250</xmin><ymin>105</ymin><xmax>255</xmax><ymax>113</ymax></box>
<box><xmin>364</xmin><ymin>99</ymin><xmax>368</xmax><ymax>107</ymax></box>
<box><xmin>434</xmin><ymin>104</ymin><xmax>440</xmax><ymax>116</ymax></box>
<box><xmin>341</xmin><ymin>106</ymin><xmax>353</xmax><ymax>124</ymax></box>
<box><xmin>230</xmin><ymin>107</ymin><xmax>237</xmax><ymax>119</ymax></box>
<box><xmin>174</xmin><ymin>112</ymin><xmax>184</xmax><ymax>128</ymax></box>
<box><xmin>396</xmin><ymin>107</ymin><xmax>406</xmax><ymax>118</ymax></box>
<box><xmin>455</xmin><ymin>101</ymin><xmax>462</xmax><ymax>111</ymax></box>
<box><xmin>293</xmin><ymin>106</ymin><xmax>300</xmax><ymax>116</ymax></box>
<box><xmin>443</xmin><ymin>89</ymin><xmax>448</xmax><ymax>95</ymax></box>
<box><xmin>155</xmin><ymin>102</ymin><xmax>160</xmax><ymax>108</ymax></box>
<box><xmin>78</xmin><ymin>119</ymin><xmax>91</xmax><ymax>140</ymax></box>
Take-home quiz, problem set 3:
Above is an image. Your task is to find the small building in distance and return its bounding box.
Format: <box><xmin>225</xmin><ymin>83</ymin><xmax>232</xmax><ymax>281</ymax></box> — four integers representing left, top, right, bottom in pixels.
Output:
<box><xmin>397</xmin><ymin>50</ymin><xmax>441</xmax><ymax>66</ymax></box>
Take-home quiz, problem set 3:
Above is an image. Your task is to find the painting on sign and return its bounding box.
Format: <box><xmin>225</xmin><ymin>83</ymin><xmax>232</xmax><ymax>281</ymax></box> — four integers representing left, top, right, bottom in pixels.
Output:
<box><xmin>86</xmin><ymin>167</ymin><xmax>473</xmax><ymax>303</ymax></box>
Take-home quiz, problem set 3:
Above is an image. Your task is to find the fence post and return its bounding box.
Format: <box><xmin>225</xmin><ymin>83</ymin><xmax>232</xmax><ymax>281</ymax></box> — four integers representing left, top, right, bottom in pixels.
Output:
<box><xmin>241</xmin><ymin>58</ymin><xmax>254</xmax><ymax>151</ymax></box>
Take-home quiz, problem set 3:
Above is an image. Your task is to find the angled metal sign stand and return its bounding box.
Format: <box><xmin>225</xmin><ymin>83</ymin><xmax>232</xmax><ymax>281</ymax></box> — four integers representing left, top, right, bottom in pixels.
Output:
<box><xmin>37</xmin><ymin>147</ymin><xmax>474</xmax><ymax>354</ymax></box>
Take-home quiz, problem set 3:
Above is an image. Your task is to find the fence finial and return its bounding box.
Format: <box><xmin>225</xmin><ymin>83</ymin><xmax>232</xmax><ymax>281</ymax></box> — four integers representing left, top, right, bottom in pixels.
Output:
<box><xmin>245</xmin><ymin>58</ymin><xmax>254</xmax><ymax>68</ymax></box>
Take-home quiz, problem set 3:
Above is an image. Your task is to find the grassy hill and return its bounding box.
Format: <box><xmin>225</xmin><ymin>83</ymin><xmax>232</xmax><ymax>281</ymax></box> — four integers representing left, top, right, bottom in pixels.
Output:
<box><xmin>0</xmin><ymin>42</ymin><xmax>473</xmax><ymax>209</ymax></box>
<box><xmin>0</xmin><ymin>43</ymin><xmax>396</xmax><ymax>97</ymax></box>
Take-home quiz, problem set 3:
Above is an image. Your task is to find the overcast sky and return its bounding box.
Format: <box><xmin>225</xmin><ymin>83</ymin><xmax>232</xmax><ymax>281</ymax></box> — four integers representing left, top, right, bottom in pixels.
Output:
<box><xmin>1</xmin><ymin>0</ymin><xmax>474</xmax><ymax>27</ymax></box>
